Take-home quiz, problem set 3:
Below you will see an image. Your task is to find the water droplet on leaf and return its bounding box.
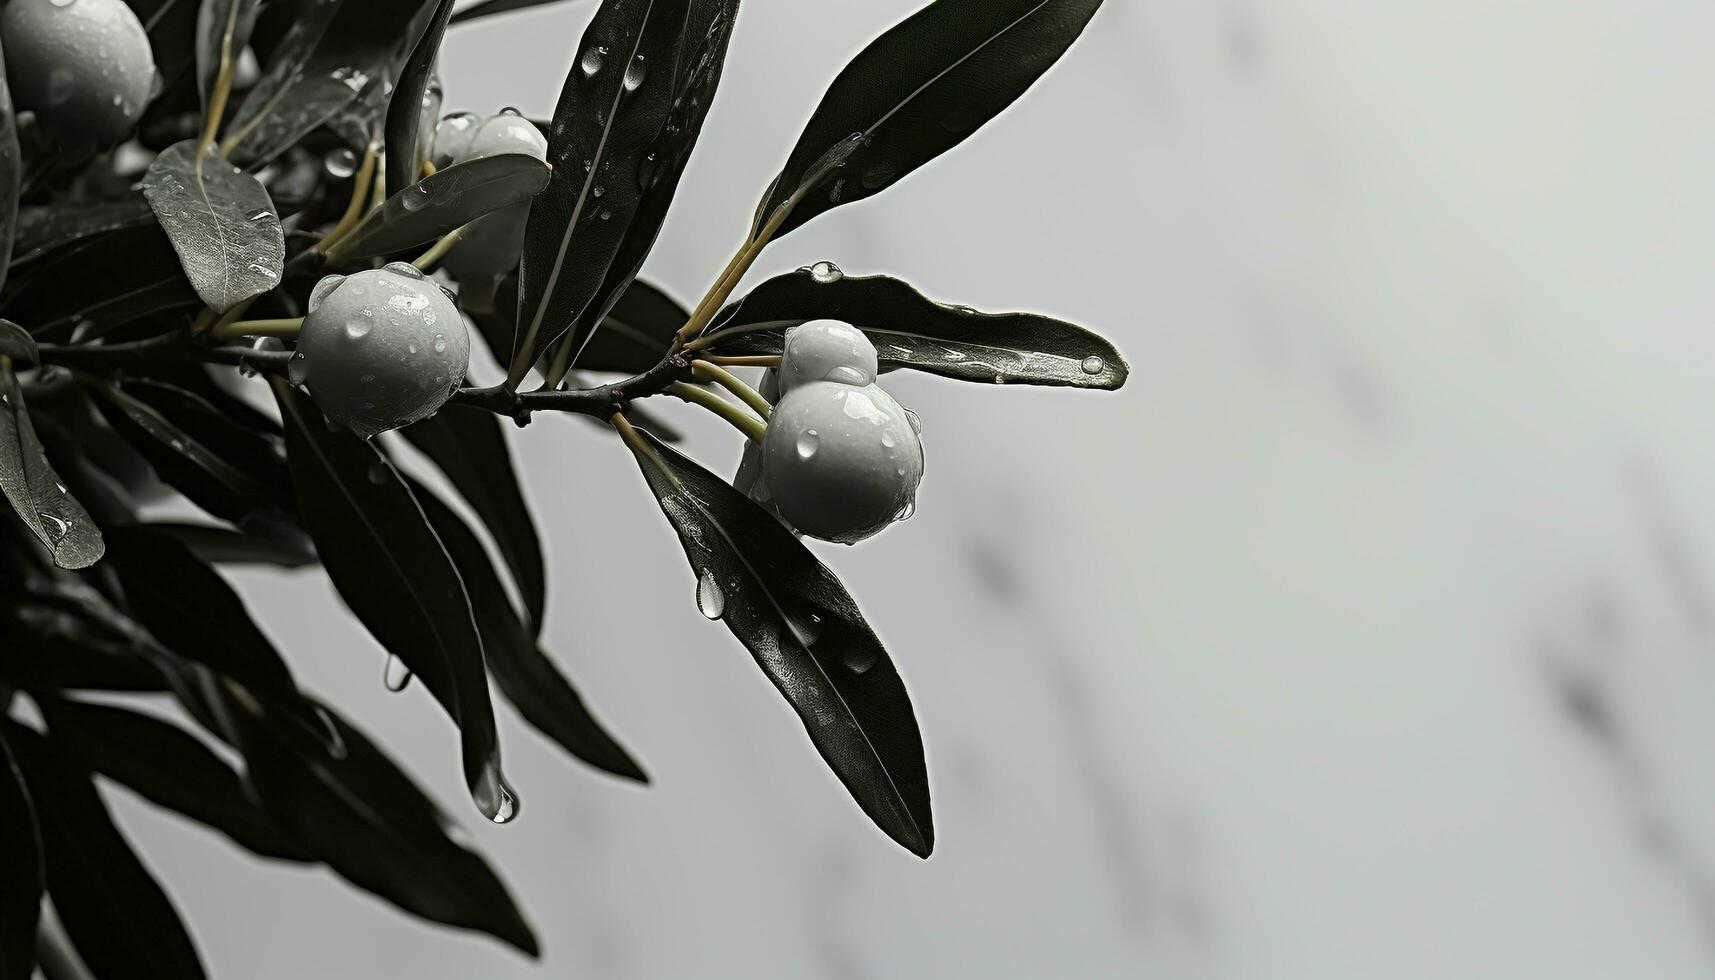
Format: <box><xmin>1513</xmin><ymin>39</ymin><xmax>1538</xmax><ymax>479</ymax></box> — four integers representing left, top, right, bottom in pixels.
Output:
<box><xmin>696</xmin><ymin>569</ymin><xmax>726</xmax><ymax>620</ymax></box>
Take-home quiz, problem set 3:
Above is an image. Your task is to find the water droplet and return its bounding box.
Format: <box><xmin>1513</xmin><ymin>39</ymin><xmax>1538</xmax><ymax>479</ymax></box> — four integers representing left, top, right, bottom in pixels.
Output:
<box><xmin>623</xmin><ymin>55</ymin><xmax>648</xmax><ymax>92</ymax></box>
<box><xmin>825</xmin><ymin>364</ymin><xmax>868</xmax><ymax>385</ymax></box>
<box><xmin>696</xmin><ymin>569</ymin><xmax>726</xmax><ymax>620</ymax></box>
<box><xmin>598</xmin><ymin>209</ymin><xmax>611</xmax><ymax>220</ymax></box>
<box><xmin>402</xmin><ymin>182</ymin><xmax>433</xmax><ymax>211</ymax></box>
<box><xmin>896</xmin><ymin>499</ymin><xmax>916</xmax><ymax>521</ymax></box>
<box><xmin>432</xmin><ymin>334</ymin><xmax>446</xmax><ymax>353</ymax></box>
<box><xmin>407</xmin><ymin>340</ymin><xmax>418</xmax><ymax>354</ymax></box>
<box><xmin>992</xmin><ymin>373</ymin><xmax>1006</xmax><ymax>384</ymax></box>
<box><xmin>367</xmin><ymin>461</ymin><xmax>389</xmax><ymax>485</ymax></box>
<box><xmin>288</xmin><ymin>351</ymin><xmax>310</xmax><ymax>385</ymax></box>
<box><xmin>498</xmin><ymin>105</ymin><xmax>521</xmax><ymax>117</ymax></box>
<box><xmin>592</xmin><ymin>185</ymin><xmax>604</xmax><ymax>198</ymax></box>
<box><xmin>383</xmin><ymin>655</ymin><xmax>413</xmax><ymax>692</ymax></box>
<box><xmin>381</xmin><ymin>261</ymin><xmax>424</xmax><ymax>279</ymax></box>
<box><xmin>1080</xmin><ymin>355</ymin><xmax>1106</xmax><ymax>375</ymax></box>
<box><xmin>324</xmin><ymin>146</ymin><xmax>358</xmax><ymax>178</ymax></box>
<box><xmin>580</xmin><ymin>45</ymin><xmax>606</xmax><ymax>77</ymax></box>
<box><xmin>344</xmin><ymin>318</ymin><xmax>371</xmax><ymax>341</ymax></box>
<box><xmin>38</xmin><ymin>513</ymin><xmax>69</xmax><ymax>540</ymax></box>
<box><xmin>796</xmin><ymin>429</ymin><xmax>819</xmax><ymax>460</ymax></box>
<box><xmin>808</xmin><ymin>261</ymin><xmax>842</xmax><ymax>284</ymax></box>
<box><xmin>48</xmin><ymin>0</ymin><xmax>76</xmax><ymax>8</ymax></box>
<box><xmin>903</xmin><ymin>408</ymin><xmax>922</xmax><ymax>434</ymax></box>
<box><xmin>842</xmin><ymin>646</ymin><xmax>878</xmax><ymax>674</ymax></box>
<box><xmin>881</xmin><ymin>431</ymin><xmax>896</xmax><ymax>449</ymax></box>
<box><xmin>248</xmin><ymin>208</ymin><xmax>271</xmax><ymax>221</ymax></box>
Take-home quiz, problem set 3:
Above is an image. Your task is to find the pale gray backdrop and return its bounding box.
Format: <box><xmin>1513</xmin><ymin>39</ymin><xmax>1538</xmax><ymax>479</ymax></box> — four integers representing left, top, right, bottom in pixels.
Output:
<box><xmin>108</xmin><ymin>1</ymin><xmax>1715</xmax><ymax>977</ymax></box>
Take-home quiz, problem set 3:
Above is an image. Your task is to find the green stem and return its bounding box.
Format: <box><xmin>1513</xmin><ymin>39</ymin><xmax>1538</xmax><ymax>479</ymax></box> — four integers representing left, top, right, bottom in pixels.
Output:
<box><xmin>412</xmin><ymin>224</ymin><xmax>470</xmax><ymax>272</ymax></box>
<box><xmin>317</xmin><ymin>143</ymin><xmax>380</xmax><ymax>259</ymax></box>
<box><xmin>691</xmin><ymin>359</ymin><xmax>771</xmax><ymax>419</ymax></box>
<box><xmin>196</xmin><ymin>1</ymin><xmax>242</xmax><ymax>160</ymax></box>
<box><xmin>209</xmin><ymin>316</ymin><xmax>303</xmax><ymax>341</ymax></box>
<box><xmin>668</xmin><ymin>381</ymin><xmax>766</xmax><ymax>444</ymax></box>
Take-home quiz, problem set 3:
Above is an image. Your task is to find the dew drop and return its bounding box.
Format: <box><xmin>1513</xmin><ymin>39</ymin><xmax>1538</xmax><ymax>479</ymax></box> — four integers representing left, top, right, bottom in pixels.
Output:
<box><xmin>344</xmin><ymin>318</ymin><xmax>371</xmax><ymax>341</ymax></box>
<box><xmin>842</xmin><ymin>646</ymin><xmax>878</xmax><ymax>674</ymax></box>
<box><xmin>592</xmin><ymin>185</ymin><xmax>604</xmax><ymax>198</ymax></box>
<box><xmin>324</xmin><ymin>146</ymin><xmax>358</xmax><ymax>178</ymax></box>
<box><xmin>796</xmin><ymin>428</ymin><xmax>819</xmax><ymax>460</ymax></box>
<box><xmin>807</xmin><ymin>260</ymin><xmax>842</xmax><ymax>284</ymax></box>
<box><xmin>498</xmin><ymin>105</ymin><xmax>521</xmax><ymax>117</ymax></box>
<box><xmin>903</xmin><ymin>408</ymin><xmax>922</xmax><ymax>434</ymax></box>
<box><xmin>881</xmin><ymin>431</ymin><xmax>896</xmax><ymax>449</ymax></box>
<box><xmin>622</xmin><ymin>55</ymin><xmax>648</xmax><ymax>92</ymax></box>
<box><xmin>366</xmin><ymin>461</ymin><xmax>389</xmax><ymax>485</ymax></box>
<box><xmin>383</xmin><ymin>655</ymin><xmax>413</xmax><ymax>692</ymax></box>
<box><xmin>288</xmin><ymin>351</ymin><xmax>310</xmax><ymax>385</ymax></box>
<box><xmin>580</xmin><ymin>45</ymin><xmax>606</xmax><ymax>77</ymax></box>
<box><xmin>1080</xmin><ymin>355</ymin><xmax>1106</xmax><ymax>376</ymax></box>
<box><xmin>432</xmin><ymin>334</ymin><xmax>446</xmax><ymax>353</ymax></box>
<box><xmin>401</xmin><ymin>182</ymin><xmax>433</xmax><ymax>211</ymax></box>
<box><xmin>696</xmin><ymin>569</ymin><xmax>726</xmax><ymax>620</ymax></box>
<box><xmin>38</xmin><ymin>513</ymin><xmax>69</xmax><ymax>540</ymax></box>
<box><xmin>48</xmin><ymin>0</ymin><xmax>76</xmax><ymax>8</ymax></box>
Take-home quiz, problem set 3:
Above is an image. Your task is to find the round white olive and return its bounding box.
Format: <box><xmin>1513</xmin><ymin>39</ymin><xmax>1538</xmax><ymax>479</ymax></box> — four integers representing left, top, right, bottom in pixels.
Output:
<box><xmin>778</xmin><ymin>320</ymin><xmax>877</xmax><ymax>393</ymax></box>
<box><xmin>761</xmin><ymin>381</ymin><xmax>923</xmax><ymax>544</ymax></box>
<box><xmin>2</xmin><ymin>0</ymin><xmax>157</xmax><ymax>157</ymax></box>
<box><xmin>431</xmin><ymin>111</ymin><xmax>483</xmax><ymax>169</ymax></box>
<box><xmin>441</xmin><ymin>111</ymin><xmax>549</xmax><ymax>281</ymax></box>
<box><xmin>291</xmin><ymin>264</ymin><xmax>469</xmax><ymax>438</ymax></box>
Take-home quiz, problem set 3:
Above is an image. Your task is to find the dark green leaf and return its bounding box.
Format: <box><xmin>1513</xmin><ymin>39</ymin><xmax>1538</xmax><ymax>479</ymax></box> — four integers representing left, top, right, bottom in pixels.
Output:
<box><xmin>565</xmin><ymin>0</ymin><xmax>737</xmax><ymax>367</ymax></box>
<box><xmin>0</xmin><ymin>731</ymin><xmax>42</xmax><ymax>980</ymax></box>
<box><xmin>12</xmin><ymin>195</ymin><xmax>156</xmax><ymax>267</ymax></box>
<box><xmin>39</xmin><ymin>698</ymin><xmax>311</xmax><ymax>861</ymax></box>
<box><xmin>337</xmin><ymin>153</ymin><xmax>552</xmax><ymax>260</ymax></box>
<box><xmin>0</xmin><ymin>41</ymin><xmax>19</xmax><ymax>297</ymax></box>
<box><xmin>0</xmin><ymin>366</ymin><xmax>104</xmax><ymax>569</ymax></box>
<box><xmin>5</xmin><ymin>723</ymin><xmax>208</xmax><ymax>980</ymax></box>
<box><xmin>401</xmin><ymin>404</ymin><xmax>544</xmax><ymax>631</ymax></box>
<box><xmin>450</xmin><ymin>0</ymin><xmax>588</xmax><ymax>24</ymax></box>
<box><xmin>195</xmin><ymin>0</ymin><xmax>262</xmax><ymax>116</ymax></box>
<box><xmin>513</xmin><ymin>0</ymin><xmax>695</xmax><ymax>373</ymax></box>
<box><xmin>0</xmin><ymin>595</ymin><xmax>167</xmax><ymax>692</ymax></box>
<box><xmin>0</xmin><ymin>320</ymin><xmax>35</xmax><ymax>366</ymax></box>
<box><xmin>216</xmin><ymin>691</ymin><xmax>539</xmax><ymax>954</ymax></box>
<box><xmin>141</xmin><ymin>140</ymin><xmax>286</xmax><ymax>312</ymax></box>
<box><xmin>384</xmin><ymin>0</ymin><xmax>456</xmax><ymax>194</ymax></box>
<box><xmin>153</xmin><ymin>521</ymin><xmax>316</xmax><ymax>568</ymax></box>
<box><xmin>273</xmin><ymin>380</ymin><xmax>513</xmax><ymax>820</ymax></box>
<box><xmin>1</xmin><ymin>226</ymin><xmax>197</xmax><ymax>342</ymax></box>
<box><xmin>703</xmin><ymin>267</ymin><xmax>1128</xmax><ymax>388</ymax></box>
<box><xmin>576</xmin><ymin>276</ymin><xmax>688</xmax><ymax>373</ymax></box>
<box><xmin>619</xmin><ymin>424</ymin><xmax>933</xmax><ymax>856</ymax></box>
<box><xmin>411</xmin><ymin>475</ymin><xmax>646</xmax><ymax>781</ymax></box>
<box><xmin>754</xmin><ymin>0</ymin><xmax>1104</xmax><ymax>239</ymax></box>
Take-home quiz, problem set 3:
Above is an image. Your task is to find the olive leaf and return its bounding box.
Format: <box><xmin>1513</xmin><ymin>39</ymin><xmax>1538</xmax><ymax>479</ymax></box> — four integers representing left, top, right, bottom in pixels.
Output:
<box><xmin>564</xmin><ymin>0</ymin><xmax>738</xmax><ymax>368</ymax></box>
<box><xmin>5</xmin><ymin>723</ymin><xmax>208</xmax><ymax>980</ymax></box>
<box><xmin>513</xmin><ymin>0</ymin><xmax>699</xmax><ymax>376</ymax></box>
<box><xmin>411</xmin><ymin>474</ymin><xmax>647</xmax><ymax>781</ymax></box>
<box><xmin>0</xmin><ymin>41</ymin><xmax>19</xmax><ymax>297</ymax></box>
<box><xmin>702</xmin><ymin>267</ymin><xmax>1128</xmax><ymax>388</ymax></box>
<box><xmin>0</xmin><ymin>731</ymin><xmax>41</xmax><ymax>980</ymax></box>
<box><xmin>152</xmin><ymin>521</ymin><xmax>317</xmax><ymax>569</ymax></box>
<box><xmin>195</xmin><ymin>0</ymin><xmax>262</xmax><ymax>116</ymax></box>
<box><xmin>0</xmin><ymin>591</ymin><xmax>167</xmax><ymax>692</ymax></box>
<box><xmin>335</xmin><ymin>154</ymin><xmax>552</xmax><ymax>260</ymax></box>
<box><xmin>450</xmin><ymin>0</ymin><xmax>589</xmax><ymax>24</ymax></box>
<box><xmin>384</xmin><ymin>0</ymin><xmax>457</xmax><ymax>195</ymax></box>
<box><xmin>273</xmin><ymin>380</ymin><xmax>514</xmax><ymax>822</ymax></box>
<box><xmin>619</xmin><ymin>424</ymin><xmax>934</xmax><ymax>856</ymax></box>
<box><xmin>401</xmin><ymin>405</ymin><xmax>546</xmax><ymax>632</ymax></box>
<box><xmin>141</xmin><ymin>140</ymin><xmax>286</xmax><ymax>312</ymax></box>
<box><xmin>213</xmin><ymin>690</ymin><xmax>540</xmax><ymax>955</ymax></box>
<box><xmin>0</xmin><ymin>320</ymin><xmax>35</xmax><ymax>366</ymax></box>
<box><xmin>0</xmin><ymin>364</ymin><xmax>103</xmax><ymax>569</ymax></box>
<box><xmin>578</xmin><ymin>276</ymin><xmax>689</xmax><ymax>373</ymax></box>
<box><xmin>12</xmin><ymin>195</ymin><xmax>155</xmax><ymax>267</ymax></box>
<box><xmin>754</xmin><ymin>0</ymin><xmax>1104</xmax><ymax>240</ymax></box>
<box><xmin>39</xmin><ymin>698</ymin><xmax>311</xmax><ymax>862</ymax></box>
<box><xmin>1</xmin><ymin>225</ymin><xmax>197</xmax><ymax>341</ymax></box>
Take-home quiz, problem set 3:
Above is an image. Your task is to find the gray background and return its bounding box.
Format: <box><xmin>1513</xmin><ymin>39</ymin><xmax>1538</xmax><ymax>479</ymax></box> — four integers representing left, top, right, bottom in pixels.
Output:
<box><xmin>110</xmin><ymin>1</ymin><xmax>1715</xmax><ymax>977</ymax></box>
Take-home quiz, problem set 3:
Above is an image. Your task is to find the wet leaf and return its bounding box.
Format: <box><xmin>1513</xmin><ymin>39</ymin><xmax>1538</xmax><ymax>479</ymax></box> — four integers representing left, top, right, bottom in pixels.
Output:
<box><xmin>273</xmin><ymin>380</ymin><xmax>512</xmax><ymax>821</ymax></box>
<box><xmin>153</xmin><ymin>521</ymin><xmax>316</xmax><ymax>568</ymax></box>
<box><xmin>401</xmin><ymin>405</ymin><xmax>545</xmax><ymax>632</ymax></box>
<box><xmin>40</xmin><ymin>698</ymin><xmax>311</xmax><ymax>861</ymax></box>
<box><xmin>141</xmin><ymin>140</ymin><xmax>286</xmax><ymax>312</ymax></box>
<box><xmin>0</xmin><ymin>731</ymin><xmax>41</xmax><ymax>980</ymax></box>
<box><xmin>754</xmin><ymin>0</ymin><xmax>1104</xmax><ymax>240</ymax></box>
<box><xmin>1</xmin><ymin>225</ymin><xmax>197</xmax><ymax>342</ymax></box>
<box><xmin>702</xmin><ymin>268</ymin><xmax>1128</xmax><ymax>388</ymax></box>
<box><xmin>5</xmin><ymin>723</ymin><xmax>208</xmax><ymax>980</ymax></box>
<box><xmin>385</xmin><ymin>0</ymin><xmax>457</xmax><ymax>195</ymax></box>
<box><xmin>12</xmin><ymin>195</ymin><xmax>156</xmax><ymax>267</ymax></box>
<box><xmin>0</xmin><ymin>320</ymin><xmax>35</xmax><ymax>366</ymax></box>
<box><xmin>336</xmin><ymin>153</ymin><xmax>552</xmax><ymax>260</ymax></box>
<box><xmin>450</xmin><ymin>0</ymin><xmax>589</xmax><ymax>24</ymax></box>
<box><xmin>0</xmin><ymin>42</ymin><xmax>19</xmax><ymax>297</ymax></box>
<box><xmin>214</xmin><ymin>691</ymin><xmax>539</xmax><ymax>955</ymax></box>
<box><xmin>619</xmin><ymin>424</ymin><xmax>933</xmax><ymax>856</ymax></box>
<box><xmin>0</xmin><ymin>365</ymin><xmax>103</xmax><ymax>569</ymax></box>
<box><xmin>0</xmin><ymin>593</ymin><xmax>167</xmax><ymax>691</ymax></box>
<box><xmin>513</xmin><ymin>0</ymin><xmax>697</xmax><ymax>374</ymax></box>
<box><xmin>411</xmin><ymin>475</ymin><xmax>646</xmax><ymax>781</ymax></box>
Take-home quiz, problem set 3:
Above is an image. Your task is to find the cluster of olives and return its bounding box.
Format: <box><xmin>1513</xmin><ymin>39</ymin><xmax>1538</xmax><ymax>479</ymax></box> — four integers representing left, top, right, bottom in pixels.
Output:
<box><xmin>1</xmin><ymin>0</ymin><xmax>157</xmax><ymax>158</ymax></box>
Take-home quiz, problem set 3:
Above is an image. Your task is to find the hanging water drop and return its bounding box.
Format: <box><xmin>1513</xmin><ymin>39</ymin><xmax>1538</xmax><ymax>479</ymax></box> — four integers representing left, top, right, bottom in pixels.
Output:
<box><xmin>623</xmin><ymin>55</ymin><xmax>648</xmax><ymax>92</ymax></box>
<box><xmin>580</xmin><ymin>45</ymin><xmax>606</xmax><ymax>77</ymax></box>
<box><xmin>324</xmin><ymin>146</ymin><xmax>358</xmax><ymax>178</ymax></box>
<box><xmin>383</xmin><ymin>655</ymin><xmax>413</xmax><ymax>692</ymax></box>
<box><xmin>696</xmin><ymin>569</ymin><xmax>726</xmax><ymax>620</ymax></box>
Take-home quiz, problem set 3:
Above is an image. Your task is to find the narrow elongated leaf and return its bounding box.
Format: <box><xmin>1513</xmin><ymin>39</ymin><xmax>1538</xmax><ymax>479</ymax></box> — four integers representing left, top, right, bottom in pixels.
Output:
<box><xmin>0</xmin><ymin>594</ymin><xmax>167</xmax><ymax>691</ymax></box>
<box><xmin>2</xmin><ymin>225</ymin><xmax>197</xmax><ymax>341</ymax></box>
<box><xmin>703</xmin><ymin>268</ymin><xmax>1128</xmax><ymax>388</ymax></box>
<box><xmin>754</xmin><ymin>0</ymin><xmax>1103</xmax><ymax>240</ymax></box>
<box><xmin>336</xmin><ymin>154</ymin><xmax>551</xmax><ymax>260</ymax></box>
<box><xmin>0</xmin><ymin>732</ymin><xmax>41</xmax><ymax>980</ymax></box>
<box><xmin>40</xmin><ymin>699</ymin><xmax>310</xmax><ymax>861</ymax></box>
<box><xmin>450</xmin><ymin>0</ymin><xmax>588</xmax><ymax>24</ymax></box>
<box><xmin>215</xmin><ymin>691</ymin><xmax>539</xmax><ymax>954</ymax></box>
<box><xmin>0</xmin><ymin>320</ymin><xmax>34</xmax><ymax>365</ymax></box>
<box><xmin>401</xmin><ymin>404</ymin><xmax>545</xmax><ymax>632</ymax></box>
<box><xmin>0</xmin><ymin>42</ymin><xmax>20</xmax><ymax>297</ymax></box>
<box><xmin>195</xmin><ymin>0</ymin><xmax>261</xmax><ymax>115</ymax></box>
<box><xmin>273</xmin><ymin>380</ymin><xmax>513</xmax><ymax>821</ymax></box>
<box><xmin>12</xmin><ymin>195</ymin><xmax>155</xmax><ymax>267</ymax></box>
<box><xmin>566</xmin><ymin>0</ymin><xmax>737</xmax><ymax>366</ymax></box>
<box><xmin>513</xmin><ymin>0</ymin><xmax>694</xmax><ymax>373</ymax></box>
<box><xmin>142</xmin><ymin>140</ymin><xmax>285</xmax><ymax>312</ymax></box>
<box><xmin>0</xmin><ymin>366</ymin><xmax>103</xmax><ymax>568</ymax></box>
<box><xmin>155</xmin><ymin>522</ymin><xmax>316</xmax><ymax>568</ymax></box>
<box><xmin>411</xmin><ymin>475</ymin><xmax>646</xmax><ymax>781</ymax></box>
<box><xmin>620</xmin><ymin>425</ymin><xmax>933</xmax><ymax>856</ymax></box>
<box><xmin>577</xmin><ymin>276</ymin><xmax>688</xmax><ymax>373</ymax></box>
<box><xmin>5</xmin><ymin>723</ymin><xmax>208</xmax><ymax>980</ymax></box>
<box><xmin>385</xmin><ymin>0</ymin><xmax>456</xmax><ymax>194</ymax></box>
<box><xmin>226</xmin><ymin>0</ymin><xmax>433</xmax><ymax>166</ymax></box>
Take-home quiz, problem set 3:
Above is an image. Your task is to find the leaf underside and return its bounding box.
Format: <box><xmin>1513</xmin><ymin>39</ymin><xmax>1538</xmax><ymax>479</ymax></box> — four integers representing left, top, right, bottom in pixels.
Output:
<box><xmin>142</xmin><ymin>140</ymin><xmax>285</xmax><ymax>312</ymax></box>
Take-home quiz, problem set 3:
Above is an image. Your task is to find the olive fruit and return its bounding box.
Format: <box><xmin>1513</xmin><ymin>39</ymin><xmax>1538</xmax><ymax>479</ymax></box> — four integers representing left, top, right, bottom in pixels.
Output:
<box><xmin>440</xmin><ymin>110</ymin><xmax>548</xmax><ymax>281</ymax></box>
<box><xmin>778</xmin><ymin>320</ymin><xmax>878</xmax><ymax>393</ymax></box>
<box><xmin>290</xmin><ymin>264</ymin><xmax>469</xmax><ymax>438</ymax></box>
<box><xmin>760</xmin><ymin>381</ymin><xmax>924</xmax><ymax>544</ymax></box>
<box><xmin>1</xmin><ymin>0</ymin><xmax>157</xmax><ymax>157</ymax></box>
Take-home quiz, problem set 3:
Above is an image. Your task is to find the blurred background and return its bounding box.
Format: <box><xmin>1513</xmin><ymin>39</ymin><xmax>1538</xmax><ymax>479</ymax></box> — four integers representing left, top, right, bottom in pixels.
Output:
<box><xmin>108</xmin><ymin>1</ymin><xmax>1715</xmax><ymax>976</ymax></box>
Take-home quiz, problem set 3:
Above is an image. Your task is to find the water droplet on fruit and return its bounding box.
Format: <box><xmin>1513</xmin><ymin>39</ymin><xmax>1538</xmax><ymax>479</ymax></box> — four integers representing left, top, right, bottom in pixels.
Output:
<box><xmin>288</xmin><ymin>351</ymin><xmax>310</xmax><ymax>385</ymax></box>
<box><xmin>580</xmin><ymin>46</ymin><xmax>606</xmax><ymax>77</ymax></box>
<box><xmin>807</xmin><ymin>260</ymin><xmax>842</xmax><ymax>284</ymax></box>
<box><xmin>344</xmin><ymin>318</ymin><xmax>371</xmax><ymax>340</ymax></box>
<box><xmin>498</xmin><ymin>106</ymin><xmax>521</xmax><ymax>117</ymax></box>
<box><xmin>796</xmin><ymin>429</ymin><xmax>819</xmax><ymax>459</ymax></box>
<box><xmin>881</xmin><ymin>431</ymin><xmax>896</xmax><ymax>449</ymax></box>
<box><xmin>623</xmin><ymin>55</ymin><xmax>647</xmax><ymax>92</ymax></box>
<box><xmin>324</xmin><ymin>146</ymin><xmax>358</xmax><ymax>178</ymax></box>
<box><xmin>432</xmin><ymin>335</ymin><xmax>446</xmax><ymax>353</ymax></box>
<box><xmin>1080</xmin><ymin>355</ymin><xmax>1105</xmax><ymax>375</ymax></box>
<box><xmin>49</xmin><ymin>0</ymin><xmax>76</xmax><ymax>8</ymax></box>
<box><xmin>896</xmin><ymin>499</ymin><xmax>916</xmax><ymax>521</ymax></box>
<box><xmin>903</xmin><ymin>408</ymin><xmax>922</xmax><ymax>434</ymax></box>
<box><xmin>383</xmin><ymin>655</ymin><xmax>413</xmax><ymax>691</ymax></box>
<box><xmin>824</xmin><ymin>364</ymin><xmax>868</xmax><ymax>385</ymax></box>
<box><xmin>696</xmin><ymin>569</ymin><xmax>726</xmax><ymax>620</ymax></box>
